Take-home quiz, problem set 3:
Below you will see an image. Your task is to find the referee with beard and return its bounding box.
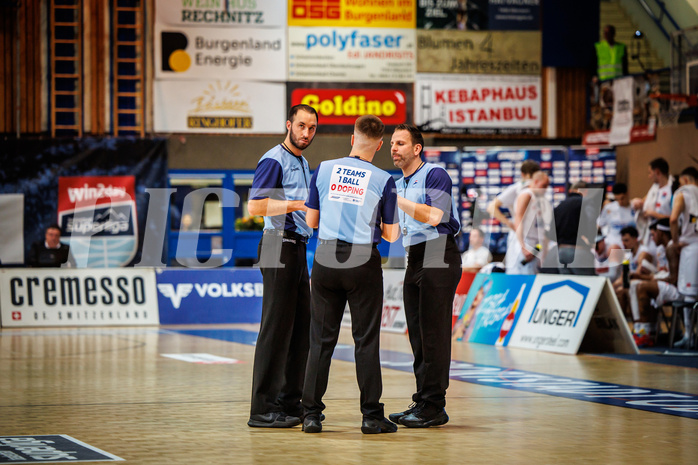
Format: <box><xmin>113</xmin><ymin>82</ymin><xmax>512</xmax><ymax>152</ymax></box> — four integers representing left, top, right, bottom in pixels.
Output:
<box><xmin>388</xmin><ymin>124</ymin><xmax>461</xmax><ymax>428</ymax></box>
<box><xmin>247</xmin><ymin>104</ymin><xmax>318</xmax><ymax>428</ymax></box>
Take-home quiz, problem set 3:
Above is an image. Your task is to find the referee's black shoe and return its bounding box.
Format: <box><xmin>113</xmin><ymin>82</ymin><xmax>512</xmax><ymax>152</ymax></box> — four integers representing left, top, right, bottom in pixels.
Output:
<box><xmin>247</xmin><ymin>412</ymin><xmax>301</xmax><ymax>428</ymax></box>
<box><xmin>302</xmin><ymin>414</ymin><xmax>322</xmax><ymax>433</ymax></box>
<box><xmin>388</xmin><ymin>402</ymin><xmax>420</xmax><ymax>423</ymax></box>
<box><xmin>398</xmin><ymin>407</ymin><xmax>449</xmax><ymax>428</ymax></box>
<box><xmin>361</xmin><ymin>416</ymin><xmax>398</xmax><ymax>434</ymax></box>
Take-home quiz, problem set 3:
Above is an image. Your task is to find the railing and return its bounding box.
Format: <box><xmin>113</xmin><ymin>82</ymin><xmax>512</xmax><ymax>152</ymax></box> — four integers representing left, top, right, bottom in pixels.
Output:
<box><xmin>633</xmin><ymin>0</ymin><xmax>681</xmax><ymax>42</ymax></box>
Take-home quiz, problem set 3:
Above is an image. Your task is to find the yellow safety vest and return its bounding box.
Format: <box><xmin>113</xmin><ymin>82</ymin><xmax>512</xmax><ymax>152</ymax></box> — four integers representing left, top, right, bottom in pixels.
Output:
<box><xmin>595</xmin><ymin>41</ymin><xmax>625</xmax><ymax>81</ymax></box>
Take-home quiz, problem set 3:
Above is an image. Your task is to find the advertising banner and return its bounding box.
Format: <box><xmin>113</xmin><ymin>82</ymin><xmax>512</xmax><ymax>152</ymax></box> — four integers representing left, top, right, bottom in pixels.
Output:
<box><xmin>416</xmin><ymin>0</ymin><xmax>540</xmax><ymax>30</ymax></box>
<box><xmin>154</xmin><ymin>80</ymin><xmax>286</xmax><ymax>133</ymax></box>
<box><xmin>342</xmin><ymin>269</ymin><xmax>407</xmax><ymax>334</ymax></box>
<box><xmin>154</xmin><ymin>25</ymin><xmax>286</xmax><ymax>81</ymax></box>
<box><xmin>609</xmin><ymin>76</ymin><xmax>634</xmax><ymax>146</ymax></box>
<box><xmin>0</xmin><ymin>194</ymin><xmax>24</xmax><ymax>265</ymax></box>
<box><xmin>415</xmin><ymin>73</ymin><xmax>541</xmax><ymax>135</ymax></box>
<box><xmin>288</xmin><ymin>27</ymin><xmax>415</xmax><ymax>82</ymax></box>
<box><xmin>416</xmin><ymin>30</ymin><xmax>541</xmax><ymax>75</ymax></box>
<box><xmin>288</xmin><ymin>83</ymin><xmax>411</xmax><ymax>129</ymax></box>
<box><xmin>452</xmin><ymin>271</ymin><xmax>477</xmax><ymax>327</ymax></box>
<box><xmin>0</xmin><ymin>268</ymin><xmax>159</xmax><ymax>328</ymax></box>
<box><xmin>453</xmin><ymin>274</ymin><xmax>636</xmax><ymax>354</ymax></box>
<box><xmin>58</xmin><ymin>176</ymin><xmax>138</xmax><ymax>268</ymax></box>
<box><xmin>584</xmin><ymin>74</ymin><xmax>657</xmax><ymax>146</ymax></box>
<box><xmin>507</xmin><ymin>275</ymin><xmax>628</xmax><ymax>354</ymax></box>
<box><xmin>288</xmin><ymin>0</ymin><xmax>415</xmax><ymax>28</ymax></box>
<box><xmin>155</xmin><ymin>268</ymin><xmax>263</xmax><ymax>324</ymax></box>
<box><xmin>156</xmin><ymin>0</ymin><xmax>287</xmax><ymax>28</ymax></box>
<box><xmin>488</xmin><ymin>0</ymin><xmax>540</xmax><ymax>31</ymax></box>
<box><xmin>452</xmin><ymin>273</ymin><xmax>535</xmax><ymax>345</ymax></box>
<box><xmin>567</xmin><ymin>146</ymin><xmax>617</xmax><ymax>193</ymax></box>
<box><xmin>460</xmin><ymin>146</ymin><xmax>564</xmax><ymax>253</ymax></box>
<box><xmin>380</xmin><ymin>269</ymin><xmax>408</xmax><ymax>333</ymax></box>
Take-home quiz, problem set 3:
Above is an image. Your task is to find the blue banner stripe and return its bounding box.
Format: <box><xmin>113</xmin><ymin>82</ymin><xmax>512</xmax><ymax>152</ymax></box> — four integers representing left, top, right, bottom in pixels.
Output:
<box><xmin>172</xmin><ymin>328</ymin><xmax>698</xmax><ymax>420</ymax></box>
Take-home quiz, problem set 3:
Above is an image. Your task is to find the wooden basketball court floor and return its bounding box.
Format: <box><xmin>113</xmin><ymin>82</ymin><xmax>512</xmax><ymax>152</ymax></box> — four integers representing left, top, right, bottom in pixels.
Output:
<box><xmin>1</xmin><ymin>323</ymin><xmax>696</xmax><ymax>464</ymax></box>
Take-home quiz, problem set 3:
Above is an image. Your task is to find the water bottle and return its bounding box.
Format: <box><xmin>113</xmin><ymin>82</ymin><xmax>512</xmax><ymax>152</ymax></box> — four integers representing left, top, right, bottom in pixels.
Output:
<box><xmin>622</xmin><ymin>259</ymin><xmax>630</xmax><ymax>289</ymax></box>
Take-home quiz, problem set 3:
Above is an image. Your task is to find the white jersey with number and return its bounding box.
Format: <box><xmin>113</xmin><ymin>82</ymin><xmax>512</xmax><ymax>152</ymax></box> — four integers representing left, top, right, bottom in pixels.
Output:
<box><xmin>676</xmin><ymin>184</ymin><xmax>698</xmax><ymax>245</ymax></box>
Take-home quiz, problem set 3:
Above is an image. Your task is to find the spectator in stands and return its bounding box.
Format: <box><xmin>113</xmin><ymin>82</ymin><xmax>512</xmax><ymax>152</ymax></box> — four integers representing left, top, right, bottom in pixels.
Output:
<box><xmin>627</xmin><ymin>219</ymin><xmax>678</xmax><ymax>347</ymax></box>
<box><xmin>631</xmin><ymin>157</ymin><xmax>674</xmax><ymax>249</ymax></box>
<box><xmin>461</xmin><ymin>227</ymin><xmax>492</xmax><ymax>273</ymax></box>
<box><xmin>592</xmin><ymin>24</ymin><xmax>629</xmax><ymax>82</ymax></box>
<box><xmin>507</xmin><ymin>171</ymin><xmax>552</xmax><ymax>274</ymax></box>
<box><xmin>27</xmin><ymin>223</ymin><xmax>72</xmax><ymax>268</ymax></box>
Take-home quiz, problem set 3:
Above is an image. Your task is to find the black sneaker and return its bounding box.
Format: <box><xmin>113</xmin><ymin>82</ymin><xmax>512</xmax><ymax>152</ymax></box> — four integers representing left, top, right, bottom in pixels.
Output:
<box><xmin>247</xmin><ymin>412</ymin><xmax>301</xmax><ymax>428</ymax></box>
<box><xmin>361</xmin><ymin>416</ymin><xmax>398</xmax><ymax>434</ymax></box>
<box><xmin>388</xmin><ymin>402</ymin><xmax>420</xmax><ymax>423</ymax></box>
<box><xmin>287</xmin><ymin>407</ymin><xmax>326</xmax><ymax>423</ymax></box>
<box><xmin>302</xmin><ymin>414</ymin><xmax>322</xmax><ymax>433</ymax></box>
<box><xmin>399</xmin><ymin>408</ymin><xmax>449</xmax><ymax>428</ymax></box>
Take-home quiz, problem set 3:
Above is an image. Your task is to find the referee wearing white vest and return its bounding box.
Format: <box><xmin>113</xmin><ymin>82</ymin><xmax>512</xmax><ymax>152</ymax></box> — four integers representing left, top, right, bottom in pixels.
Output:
<box><xmin>389</xmin><ymin>124</ymin><xmax>462</xmax><ymax>428</ymax></box>
<box><xmin>301</xmin><ymin>115</ymin><xmax>400</xmax><ymax>434</ymax></box>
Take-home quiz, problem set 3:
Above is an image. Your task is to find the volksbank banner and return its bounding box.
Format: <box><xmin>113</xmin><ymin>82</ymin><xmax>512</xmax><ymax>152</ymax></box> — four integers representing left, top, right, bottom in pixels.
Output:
<box><xmin>154</xmin><ymin>80</ymin><xmax>286</xmax><ymax>133</ymax></box>
<box><xmin>0</xmin><ymin>268</ymin><xmax>159</xmax><ymax>328</ymax></box>
<box><xmin>288</xmin><ymin>27</ymin><xmax>415</xmax><ymax>82</ymax></box>
<box><xmin>156</xmin><ymin>0</ymin><xmax>287</xmax><ymax>27</ymax></box>
<box><xmin>155</xmin><ymin>268</ymin><xmax>263</xmax><ymax>324</ymax></box>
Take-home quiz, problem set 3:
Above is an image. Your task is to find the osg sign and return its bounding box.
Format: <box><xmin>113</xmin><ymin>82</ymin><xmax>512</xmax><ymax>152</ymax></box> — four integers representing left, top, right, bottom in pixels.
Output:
<box><xmin>291</xmin><ymin>0</ymin><xmax>340</xmax><ymax>20</ymax></box>
<box><xmin>292</xmin><ymin>89</ymin><xmax>407</xmax><ymax>125</ymax></box>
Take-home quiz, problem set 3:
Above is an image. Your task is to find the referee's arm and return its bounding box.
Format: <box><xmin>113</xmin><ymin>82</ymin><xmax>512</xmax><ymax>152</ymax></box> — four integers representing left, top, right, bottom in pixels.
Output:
<box><xmin>248</xmin><ymin>198</ymin><xmax>307</xmax><ymax>217</ymax></box>
<box><xmin>305</xmin><ymin>207</ymin><xmax>319</xmax><ymax>229</ymax></box>
<box><xmin>381</xmin><ymin>223</ymin><xmax>400</xmax><ymax>242</ymax></box>
<box><xmin>397</xmin><ymin>196</ymin><xmax>445</xmax><ymax>227</ymax></box>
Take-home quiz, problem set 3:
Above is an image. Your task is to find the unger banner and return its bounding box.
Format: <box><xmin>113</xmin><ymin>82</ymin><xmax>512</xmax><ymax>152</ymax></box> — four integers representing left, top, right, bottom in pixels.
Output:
<box><xmin>288</xmin><ymin>0</ymin><xmax>415</xmax><ymax>28</ymax></box>
<box><xmin>288</xmin><ymin>27</ymin><xmax>415</xmax><ymax>82</ymax></box>
<box><xmin>0</xmin><ymin>268</ymin><xmax>159</xmax><ymax>327</ymax></box>
<box><xmin>417</xmin><ymin>30</ymin><xmax>541</xmax><ymax>75</ymax></box>
<box><xmin>154</xmin><ymin>80</ymin><xmax>286</xmax><ymax>133</ymax></box>
<box><xmin>453</xmin><ymin>274</ymin><xmax>637</xmax><ymax>355</ymax></box>
<box><xmin>415</xmin><ymin>73</ymin><xmax>541</xmax><ymax>134</ymax></box>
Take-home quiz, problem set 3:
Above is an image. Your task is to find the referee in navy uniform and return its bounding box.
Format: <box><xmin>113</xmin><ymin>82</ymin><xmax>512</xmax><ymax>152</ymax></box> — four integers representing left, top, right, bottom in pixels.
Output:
<box><xmin>247</xmin><ymin>104</ymin><xmax>318</xmax><ymax>428</ymax></box>
<box><xmin>301</xmin><ymin>115</ymin><xmax>400</xmax><ymax>434</ymax></box>
<box><xmin>389</xmin><ymin>124</ymin><xmax>462</xmax><ymax>428</ymax></box>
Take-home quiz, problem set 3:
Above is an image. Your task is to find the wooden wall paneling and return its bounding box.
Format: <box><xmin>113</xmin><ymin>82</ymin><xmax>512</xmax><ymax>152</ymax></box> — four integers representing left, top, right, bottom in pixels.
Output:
<box><xmin>541</xmin><ymin>68</ymin><xmax>549</xmax><ymax>139</ymax></box>
<box><xmin>97</xmin><ymin>1</ymin><xmax>108</xmax><ymax>134</ymax></box>
<box><xmin>555</xmin><ymin>68</ymin><xmax>589</xmax><ymax>139</ymax></box>
<box><xmin>85</xmin><ymin>0</ymin><xmax>109</xmax><ymax>134</ymax></box>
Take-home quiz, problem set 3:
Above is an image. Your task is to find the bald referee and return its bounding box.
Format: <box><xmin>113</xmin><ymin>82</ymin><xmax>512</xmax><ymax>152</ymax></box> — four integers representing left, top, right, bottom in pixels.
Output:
<box><xmin>301</xmin><ymin>115</ymin><xmax>400</xmax><ymax>434</ymax></box>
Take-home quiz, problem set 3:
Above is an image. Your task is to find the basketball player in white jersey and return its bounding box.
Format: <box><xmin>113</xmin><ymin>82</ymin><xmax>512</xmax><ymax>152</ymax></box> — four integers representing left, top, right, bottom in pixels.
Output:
<box><xmin>669</xmin><ymin>166</ymin><xmax>698</xmax><ymax>347</ymax></box>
